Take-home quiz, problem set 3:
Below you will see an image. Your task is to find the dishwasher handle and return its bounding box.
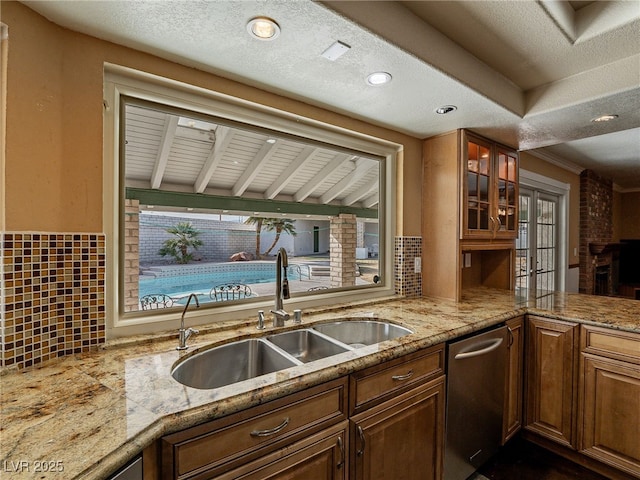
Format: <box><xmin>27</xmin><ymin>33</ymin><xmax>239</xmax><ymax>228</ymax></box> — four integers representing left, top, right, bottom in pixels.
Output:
<box><xmin>454</xmin><ymin>338</ymin><xmax>504</xmax><ymax>360</ymax></box>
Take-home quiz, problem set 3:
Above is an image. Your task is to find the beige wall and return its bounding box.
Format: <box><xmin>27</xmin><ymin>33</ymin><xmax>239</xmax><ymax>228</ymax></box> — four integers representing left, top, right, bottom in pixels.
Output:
<box><xmin>619</xmin><ymin>191</ymin><xmax>640</xmax><ymax>239</ymax></box>
<box><xmin>3</xmin><ymin>2</ymin><xmax>423</xmax><ymax>235</ymax></box>
<box><xmin>519</xmin><ymin>152</ymin><xmax>581</xmax><ymax>267</ymax></box>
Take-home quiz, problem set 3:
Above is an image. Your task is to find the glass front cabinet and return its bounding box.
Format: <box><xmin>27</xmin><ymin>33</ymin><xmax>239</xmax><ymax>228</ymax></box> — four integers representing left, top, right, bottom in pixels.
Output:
<box><xmin>462</xmin><ymin>132</ymin><xmax>518</xmax><ymax>239</ymax></box>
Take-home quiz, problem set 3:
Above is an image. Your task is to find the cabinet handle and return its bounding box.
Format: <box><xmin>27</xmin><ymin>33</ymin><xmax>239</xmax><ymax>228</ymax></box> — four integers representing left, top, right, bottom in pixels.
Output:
<box><xmin>336</xmin><ymin>436</ymin><xmax>344</xmax><ymax>468</ymax></box>
<box><xmin>250</xmin><ymin>417</ymin><xmax>290</xmax><ymax>437</ymax></box>
<box><xmin>507</xmin><ymin>326</ymin><xmax>514</xmax><ymax>348</ymax></box>
<box><xmin>356</xmin><ymin>426</ymin><xmax>366</xmax><ymax>457</ymax></box>
<box><xmin>391</xmin><ymin>369</ymin><xmax>414</xmax><ymax>381</ymax></box>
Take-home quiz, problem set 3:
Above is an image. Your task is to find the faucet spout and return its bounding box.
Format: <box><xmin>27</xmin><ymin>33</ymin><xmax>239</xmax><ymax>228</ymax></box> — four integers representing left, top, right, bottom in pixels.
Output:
<box><xmin>272</xmin><ymin>248</ymin><xmax>290</xmax><ymax>327</ymax></box>
<box><xmin>177</xmin><ymin>293</ymin><xmax>200</xmax><ymax>350</ymax></box>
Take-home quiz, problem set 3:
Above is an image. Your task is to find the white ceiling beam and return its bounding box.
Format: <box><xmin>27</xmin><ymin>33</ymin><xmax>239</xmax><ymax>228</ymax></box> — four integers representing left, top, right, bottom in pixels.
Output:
<box><xmin>231</xmin><ymin>139</ymin><xmax>281</xmax><ymax>197</ymax></box>
<box><xmin>362</xmin><ymin>192</ymin><xmax>379</xmax><ymax>209</ymax></box>
<box><xmin>150</xmin><ymin>115</ymin><xmax>178</xmax><ymax>189</ymax></box>
<box><xmin>342</xmin><ymin>178</ymin><xmax>377</xmax><ymax>206</ymax></box>
<box><xmin>265</xmin><ymin>146</ymin><xmax>317</xmax><ymax>200</ymax></box>
<box><xmin>293</xmin><ymin>153</ymin><xmax>351</xmax><ymax>202</ymax></box>
<box><xmin>194</xmin><ymin>126</ymin><xmax>232</xmax><ymax>193</ymax></box>
<box><xmin>320</xmin><ymin>159</ymin><xmax>373</xmax><ymax>204</ymax></box>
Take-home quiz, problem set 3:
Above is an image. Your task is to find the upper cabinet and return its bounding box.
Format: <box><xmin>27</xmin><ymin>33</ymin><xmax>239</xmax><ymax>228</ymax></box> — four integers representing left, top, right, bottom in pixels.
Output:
<box><xmin>463</xmin><ymin>132</ymin><xmax>519</xmax><ymax>240</ymax></box>
<box><xmin>422</xmin><ymin>129</ymin><xmax>519</xmax><ymax>301</ymax></box>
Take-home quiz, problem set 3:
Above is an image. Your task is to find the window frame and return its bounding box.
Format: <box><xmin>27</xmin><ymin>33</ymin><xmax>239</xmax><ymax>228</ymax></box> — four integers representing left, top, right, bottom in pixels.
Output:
<box><xmin>103</xmin><ymin>65</ymin><xmax>399</xmax><ymax>338</ymax></box>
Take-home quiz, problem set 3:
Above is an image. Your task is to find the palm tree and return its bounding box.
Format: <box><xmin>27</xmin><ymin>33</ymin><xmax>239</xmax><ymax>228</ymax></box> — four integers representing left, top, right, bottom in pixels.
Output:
<box><xmin>158</xmin><ymin>222</ymin><xmax>203</xmax><ymax>264</ymax></box>
<box><xmin>262</xmin><ymin>218</ymin><xmax>297</xmax><ymax>256</ymax></box>
<box><xmin>244</xmin><ymin>216</ymin><xmax>264</xmax><ymax>259</ymax></box>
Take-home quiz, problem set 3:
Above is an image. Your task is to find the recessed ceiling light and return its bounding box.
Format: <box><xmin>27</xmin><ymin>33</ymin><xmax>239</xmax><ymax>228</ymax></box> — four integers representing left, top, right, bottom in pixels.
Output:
<box><xmin>266</xmin><ymin>138</ymin><xmax>277</xmax><ymax>144</ymax></box>
<box><xmin>366</xmin><ymin>72</ymin><xmax>392</xmax><ymax>86</ymax></box>
<box><xmin>247</xmin><ymin>17</ymin><xmax>280</xmax><ymax>41</ymax></box>
<box><xmin>591</xmin><ymin>114</ymin><xmax>618</xmax><ymax>123</ymax></box>
<box><xmin>435</xmin><ymin>105</ymin><xmax>457</xmax><ymax>115</ymax></box>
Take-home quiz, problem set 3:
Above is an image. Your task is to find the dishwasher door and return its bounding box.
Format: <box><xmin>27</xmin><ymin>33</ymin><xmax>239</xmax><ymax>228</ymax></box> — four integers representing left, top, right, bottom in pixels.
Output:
<box><xmin>444</xmin><ymin>325</ymin><xmax>508</xmax><ymax>480</ymax></box>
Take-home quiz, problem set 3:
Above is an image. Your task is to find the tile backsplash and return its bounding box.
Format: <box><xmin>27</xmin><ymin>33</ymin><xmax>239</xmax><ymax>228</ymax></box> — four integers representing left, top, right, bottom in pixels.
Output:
<box><xmin>394</xmin><ymin>236</ymin><xmax>422</xmax><ymax>297</ymax></box>
<box><xmin>1</xmin><ymin>233</ymin><xmax>106</xmax><ymax>369</ymax></box>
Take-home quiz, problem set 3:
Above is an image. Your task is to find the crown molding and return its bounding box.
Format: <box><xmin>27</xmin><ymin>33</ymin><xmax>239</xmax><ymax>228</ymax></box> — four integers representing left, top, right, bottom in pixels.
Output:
<box><xmin>525</xmin><ymin>149</ymin><xmax>584</xmax><ymax>175</ymax></box>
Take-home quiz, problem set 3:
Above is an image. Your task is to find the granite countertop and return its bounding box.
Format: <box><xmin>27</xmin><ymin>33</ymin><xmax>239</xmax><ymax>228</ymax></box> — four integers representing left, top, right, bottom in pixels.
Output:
<box><xmin>1</xmin><ymin>288</ymin><xmax>639</xmax><ymax>479</ymax></box>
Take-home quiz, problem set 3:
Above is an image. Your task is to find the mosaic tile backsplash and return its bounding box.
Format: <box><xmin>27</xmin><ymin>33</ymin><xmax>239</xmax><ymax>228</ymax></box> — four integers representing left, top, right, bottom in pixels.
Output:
<box><xmin>395</xmin><ymin>236</ymin><xmax>422</xmax><ymax>297</ymax></box>
<box><xmin>1</xmin><ymin>233</ymin><xmax>106</xmax><ymax>369</ymax></box>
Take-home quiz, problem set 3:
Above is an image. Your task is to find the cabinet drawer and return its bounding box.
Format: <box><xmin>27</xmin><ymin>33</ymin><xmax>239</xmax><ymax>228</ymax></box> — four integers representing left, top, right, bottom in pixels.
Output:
<box><xmin>350</xmin><ymin>344</ymin><xmax>444</xmax><ymax>414</ymax></box>
<box><xmin>161</xmin><ymin>377</ymin><xmax>348</xmax><ymax>479</ymax></box>
<box><xmin>581</xmin><ymin>325</ymin><xmax>640</xmax><ymax>364</ymax></box>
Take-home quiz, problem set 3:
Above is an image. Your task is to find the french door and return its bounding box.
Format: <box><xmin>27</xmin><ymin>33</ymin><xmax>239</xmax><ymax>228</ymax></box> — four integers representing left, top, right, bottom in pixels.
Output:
<box><xmin>516</xmin><ymin>188</ymin><xmax>559</xmax><ymax>293</ymax></box>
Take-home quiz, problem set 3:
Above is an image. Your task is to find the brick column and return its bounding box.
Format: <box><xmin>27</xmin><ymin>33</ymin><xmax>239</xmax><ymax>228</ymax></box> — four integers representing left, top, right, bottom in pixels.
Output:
<box><xmin>330</xmin><ymin>214</ymin><xmax>356</xmax><ymax>287</ymax></box>
<box><xmin>357</xmin><ymin>220</ymin><xmax>365</xmax><ymax>248</ymax></box>
<box><xmin>124</xmin><ymin>199</ymin><xmax>140</xmax><ymax>311</ymax></box>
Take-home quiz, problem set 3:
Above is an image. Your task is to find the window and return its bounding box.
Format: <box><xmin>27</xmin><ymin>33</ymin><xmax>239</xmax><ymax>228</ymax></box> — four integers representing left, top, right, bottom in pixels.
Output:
<box><xmin>104</xmin><ymin>67</ymin><xmax>398</xmax><ymax>335</ymax></box>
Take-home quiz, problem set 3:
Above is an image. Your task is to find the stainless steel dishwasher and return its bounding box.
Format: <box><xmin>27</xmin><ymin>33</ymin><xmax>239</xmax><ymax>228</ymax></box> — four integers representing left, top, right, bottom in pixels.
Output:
<box><xmin>444</xmin><ymin>325</ymin><xmax>508</xmax><ymax>480</ymax></box>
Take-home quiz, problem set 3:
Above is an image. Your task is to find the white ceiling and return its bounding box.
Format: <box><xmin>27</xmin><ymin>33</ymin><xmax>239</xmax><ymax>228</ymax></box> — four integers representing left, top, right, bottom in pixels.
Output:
<box><xmin>21</xmin><ymin>0</ymin><xmax>640</xmax><ymax>190</ymax></box>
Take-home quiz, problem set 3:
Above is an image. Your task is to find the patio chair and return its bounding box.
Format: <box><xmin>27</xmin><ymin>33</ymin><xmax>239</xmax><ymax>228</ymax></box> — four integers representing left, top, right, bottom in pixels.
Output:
<box><xmin>210</xmin><ymin>283</ymin><xmax>253</xmax><ymax>301</ymax></box>
<box><xmin>140</xmin><ymin>293</ymin><xmax>175</xmax><ymax>310</ymax></box>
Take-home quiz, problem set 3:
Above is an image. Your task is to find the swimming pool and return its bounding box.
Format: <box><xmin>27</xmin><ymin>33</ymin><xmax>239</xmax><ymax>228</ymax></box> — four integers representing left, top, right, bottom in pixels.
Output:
<box><xmin>139</xmin><ymin>265</ymin><xmax>305</xmax><ymax>302</ymax></box>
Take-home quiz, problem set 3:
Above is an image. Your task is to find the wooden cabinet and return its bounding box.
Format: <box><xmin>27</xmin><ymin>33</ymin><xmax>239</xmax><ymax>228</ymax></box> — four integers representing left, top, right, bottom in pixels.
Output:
<box><xmin>422</xmin><ymin>129</ymin><xmax>517</xmax><ymax>300</ymax></box>
<box><xmin>462</xmin><ymin>132</ymin><xmax>518</xmax><ymax>240</ymax></box>
<box><xmin>524</xmin><ymin>315</ymin><xmax>578</xmax><ymax>449</ymax></box>
<box><xmin>160</xmin><ymin>377</ymin><xmax>348</xmax><ymax>479</ymax></box>
<box><xmin>215</xmin><ymin>422</ymin><xmax>348</xmax><ymax>480</ymax></box>
<box><xmin>349</xmin><ymin>344</ymin><xmax>445</xmax><ymax>480</ymax></box>
<box><xmin>502</xmin><ymin>315</ymin><xmax>524</xmax><ymax>444</ymax></box>
<box><xmin>578</xmin><ymin>325</ymin><xmax>640</xmax><ymax>477</ymax></box>
<box><xmin>350</xmin><ymin>377</ymin><xmax>445</xmax><ymax>480</ymax></box>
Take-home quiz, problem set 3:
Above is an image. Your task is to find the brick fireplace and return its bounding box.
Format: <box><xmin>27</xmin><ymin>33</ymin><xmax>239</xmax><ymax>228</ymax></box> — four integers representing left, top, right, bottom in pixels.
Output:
<box><xmin>579</xmin><ymin>170</ymin><xmax>616</xmax><ymax>295</ymax></box>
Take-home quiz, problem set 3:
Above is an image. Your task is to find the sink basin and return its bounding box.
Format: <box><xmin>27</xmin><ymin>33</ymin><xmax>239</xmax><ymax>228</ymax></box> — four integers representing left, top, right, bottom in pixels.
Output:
<box><xmin>267</xmin><ymin>329</ymin><xmax>350</xmax><ymax>363</ymax></box>
<box><xmin>171</xmin><ymin>339</ymin><xmax>299</xmax><ymax>389</ymax></box>
<box><xmin>312</xmin><ymin>320</ymin><xmax>413</xmax><ymax>347</ymax></box>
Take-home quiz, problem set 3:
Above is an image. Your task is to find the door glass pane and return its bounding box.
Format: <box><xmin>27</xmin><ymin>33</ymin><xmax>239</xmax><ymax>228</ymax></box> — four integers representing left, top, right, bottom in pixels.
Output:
<box><xmin>536</xmin><ymin>196</ymin><xmax>557</xmax><ymax>293</ymax></box>
<box><xmin>516</xmin><ymin>193</ymin><xmax>530</xmax><ymax>292</ymax></box>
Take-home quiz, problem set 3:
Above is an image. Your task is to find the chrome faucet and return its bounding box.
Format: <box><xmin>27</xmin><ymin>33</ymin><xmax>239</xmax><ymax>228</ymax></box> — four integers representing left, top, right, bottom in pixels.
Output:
<box><xmin>271</xmin><ymin>247</ymin><xmax>291</xmax><ymax>327</ymax></box>
<box><xmin>177</xmin><ymin>293</ymin><xmax>200</xmax><ymax>350</ymax></box>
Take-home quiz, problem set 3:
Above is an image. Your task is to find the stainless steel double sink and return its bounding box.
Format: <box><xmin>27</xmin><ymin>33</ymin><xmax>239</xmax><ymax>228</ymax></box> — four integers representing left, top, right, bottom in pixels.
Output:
<box><xmin>171</xmin><ymin>320</ymin><xmax>413</xmax><ymax>390</ymax></box>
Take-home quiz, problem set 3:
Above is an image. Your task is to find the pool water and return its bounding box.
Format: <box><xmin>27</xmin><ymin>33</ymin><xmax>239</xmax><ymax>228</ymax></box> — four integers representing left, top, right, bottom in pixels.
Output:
<box><xmin>139</xmin><ymin>269</ymin><xmax>302</xmax><ymax>301</ymax></box>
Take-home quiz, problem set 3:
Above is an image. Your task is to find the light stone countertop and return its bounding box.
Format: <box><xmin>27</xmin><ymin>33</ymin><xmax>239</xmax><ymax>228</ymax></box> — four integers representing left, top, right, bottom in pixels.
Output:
<box><xmin>1</xmin><ymin>288</ymin><xmax>639</xmax><ymax>479</ymax></box>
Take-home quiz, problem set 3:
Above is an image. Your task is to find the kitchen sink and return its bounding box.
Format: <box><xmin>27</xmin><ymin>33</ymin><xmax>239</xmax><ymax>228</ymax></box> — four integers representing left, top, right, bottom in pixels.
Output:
<box><xmin>171</xmin><ymin>338</ymin><xmax>299</xmax><ymax>389</ymax></box>
<box><xmin>267</xmin><ymin>329</ymin><xmax>350</xmax><ymax>363</ymax></box>
<box><xmin>312</xmin><ymin>320</ymin><xmax>413</xmax><ymax>347</ymax></box>
<box><xmin>172</xmin><ymin>320</ymin><xmax>413</xmax><ymax>389</ymax></box>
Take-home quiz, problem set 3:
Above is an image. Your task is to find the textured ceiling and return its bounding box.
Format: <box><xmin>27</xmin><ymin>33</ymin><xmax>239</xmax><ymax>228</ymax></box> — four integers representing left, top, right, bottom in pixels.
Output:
<box><xmin>21</xmin><ymin>0</ymin><xmax>640</xmax><ymax>189</ymax></box>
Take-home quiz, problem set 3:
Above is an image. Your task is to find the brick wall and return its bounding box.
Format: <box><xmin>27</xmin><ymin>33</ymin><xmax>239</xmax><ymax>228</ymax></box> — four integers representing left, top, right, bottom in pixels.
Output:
<box><xmin>124</xmin><ymin>199</ymin><xmax>140</xmax><ymax>312</ymax></box>
<box><xmin>579</xmin><ymin>170</ymin><xmax>613</xmax><ymax>294</ymax></box>
<box><xmin>330</xmin><ymin>214</ymin><xmax>357</xmax><ymax>287</ymax></box>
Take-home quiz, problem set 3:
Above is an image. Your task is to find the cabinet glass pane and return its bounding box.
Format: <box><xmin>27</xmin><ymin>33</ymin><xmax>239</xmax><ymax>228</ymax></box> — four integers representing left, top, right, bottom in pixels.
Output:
<box><xmin>508</xmin><ymin>156</ymin><xmax>517</xmax><ymax>181</ymax></box>
<box><xmin>479</xmin><ymin>174</ymin><xmax>489</xmax><ymax>202</ymax></box>
<box><xmin>468</xmin><ymin>172</ymin><xmax>478</xmax><ymax>199</ymax></box>
<box><xmin>499</xmin><ymin>153</ymin><xmax>507</xmax><ymax>179</ymax></box>
<box><xmin>507</xmin><ymin>207</ymin><xmax>516</xmax><ymax>230</ymax></box>
<box><xmin>468</xmin><ymin>142</ymin><xmax>479</xmax><ymax>172</ymax></box>
<box><xmin>498</xmin><ymin>179</ymin><xmax>506</xmax><ymax>202</ymax></box>
<box><xmin>479</xmin><ymin>204</ymin><xmax>489</xmax><ymax>229</ymax></box>
<box><xmin>479</xmin><ymin>146</ymin><xmax>490</xmax><ymax>175</ymax></box>
<box><xmin>468</xmin><ymin>208</ymin><xmax>478</xmax><ymax>229</ymax></box>
<box><xmin>507</xmin><ymin>182</ymin><xmax>516</xmax><ymax>205</ymax></box>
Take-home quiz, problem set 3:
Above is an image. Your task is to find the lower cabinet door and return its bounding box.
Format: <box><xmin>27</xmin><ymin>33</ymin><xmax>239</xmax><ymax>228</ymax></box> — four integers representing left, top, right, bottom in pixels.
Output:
<box><xmin>525</xmin><ymin>316</ymin><xmax>578</xmax><ymax>448</ymax></box>
<box><xmin>213</xmin><ymin>421</ymin><xmax>348</xmax><ymax>480</ymax></box>
<box><xmin>580</xmin><ymin>355</ymin><xmax>640</xmax><ymax>478</ymax></box>
<box><xmin>350</xmin><ymin>376</ymin><xmax>445</xmax><ymax>480</ymax></box>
